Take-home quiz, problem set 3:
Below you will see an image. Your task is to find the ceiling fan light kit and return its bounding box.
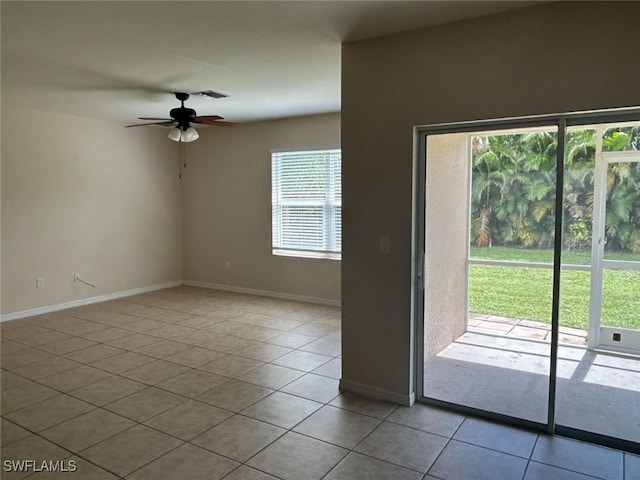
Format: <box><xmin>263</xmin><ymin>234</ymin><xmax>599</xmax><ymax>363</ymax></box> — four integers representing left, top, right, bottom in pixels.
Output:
<box><xmin>173</xmin><ymin>126</ymin><xmax>199</xmax><ymax>143</ymax></box>
<box><xmin>126</xmin><ymin>91</ymin><xmax>235</xmax><ymax>142</ymax></box>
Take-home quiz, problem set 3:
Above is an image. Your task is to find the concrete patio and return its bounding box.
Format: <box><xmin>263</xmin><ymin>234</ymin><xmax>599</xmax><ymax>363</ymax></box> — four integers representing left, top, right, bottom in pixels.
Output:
<box><xmin>468</xmin><ymin>313</ymin><xmax>588</xmax><ymax>346</ymax></box>
<box><xmin>423</xmin><ymin>329</ymin><xmax>640</xmax><ymax>445</ymax></box>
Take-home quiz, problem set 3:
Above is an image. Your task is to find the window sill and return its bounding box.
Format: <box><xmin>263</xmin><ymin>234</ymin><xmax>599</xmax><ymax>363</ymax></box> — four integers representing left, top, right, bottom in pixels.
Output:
<box><xmin>273</xmin><ymin>249</ymin><xmax>341</xmax><ymax>261</ymax></box>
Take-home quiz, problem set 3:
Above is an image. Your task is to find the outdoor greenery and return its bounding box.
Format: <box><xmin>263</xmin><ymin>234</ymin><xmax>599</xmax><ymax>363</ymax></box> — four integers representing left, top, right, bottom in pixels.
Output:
<box><xmin>469</xmin><ymin>247</ymin><xmax>640</xmax><ymax>330</ymax></box>
<box><xmin>468</xmin><ymin>125</ymin><xmax>640</xmax><ymax>331</ymax></box>
<box><xmin>471</xmin><ymin>125</ymin><xmax>640</xmax><ymax>252</ymax></box>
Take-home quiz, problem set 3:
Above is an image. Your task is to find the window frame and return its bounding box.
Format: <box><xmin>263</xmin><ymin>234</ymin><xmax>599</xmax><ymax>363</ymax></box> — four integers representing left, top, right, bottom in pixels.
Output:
<box><xmin>271</xmin><ymin>148</ymin><xmax>342</xmax><ymax>260</ymax></box>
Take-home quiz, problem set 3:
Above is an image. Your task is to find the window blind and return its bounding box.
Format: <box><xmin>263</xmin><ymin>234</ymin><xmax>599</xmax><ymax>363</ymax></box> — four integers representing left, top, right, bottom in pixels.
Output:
<box><xmin>272</xmin><ymin>149</ymin><xmax>341</xmax><ymax>258</ymax></box>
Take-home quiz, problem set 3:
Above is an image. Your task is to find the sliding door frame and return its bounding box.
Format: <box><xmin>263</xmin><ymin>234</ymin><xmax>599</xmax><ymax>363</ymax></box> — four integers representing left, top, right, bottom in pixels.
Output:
<box><xmin>412</xmin><ymin>107</ymin><xmax>640</xmax><ymax>451</ymax></box>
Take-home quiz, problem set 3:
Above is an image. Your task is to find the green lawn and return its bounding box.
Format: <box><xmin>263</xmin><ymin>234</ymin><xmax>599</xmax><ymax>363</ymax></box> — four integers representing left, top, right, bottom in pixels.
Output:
<box><xmin>469</xmin><ymin>247</ymin><xmax>640</xmax><ymax>330</ymax></box>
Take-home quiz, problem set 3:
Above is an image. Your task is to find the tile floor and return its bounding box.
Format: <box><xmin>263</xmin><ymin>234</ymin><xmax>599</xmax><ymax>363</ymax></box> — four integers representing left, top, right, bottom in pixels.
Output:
<box><xmin>0</xmin><ymin>286</ymin><xmax>637</xmax><ymax>479</ymax></box>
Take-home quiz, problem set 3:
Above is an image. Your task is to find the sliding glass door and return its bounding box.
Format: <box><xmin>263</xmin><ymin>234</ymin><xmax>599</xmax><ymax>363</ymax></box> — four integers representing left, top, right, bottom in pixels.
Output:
<box><xmin>415</xmin><ymin>111</ymin><xmax>640</xmax><ymax>452</ymax></box>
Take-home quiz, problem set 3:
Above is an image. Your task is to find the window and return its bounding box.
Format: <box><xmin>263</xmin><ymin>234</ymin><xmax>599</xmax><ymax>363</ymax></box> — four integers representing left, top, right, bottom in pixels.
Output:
<box><xmin>271</xmin><ymin>149</ymin><xmax>341</xmax><ymax>259</ymax></box>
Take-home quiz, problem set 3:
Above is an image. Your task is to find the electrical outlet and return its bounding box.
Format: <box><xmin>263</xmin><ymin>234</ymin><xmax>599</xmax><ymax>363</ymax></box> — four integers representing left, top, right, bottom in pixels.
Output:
<box><xmin>74</xmin><ymin>273</ymin><xmax>80</xmax><ymax>282</ymax></box>
<box><xmin>225</xmin><ymin>261</ymin><xmax>231</xmax><ymax>271</ymax></box>
<box><xmin>36</xmin><ymin>278</ymin><xmax>45</xmax><ymax>288</ymax></box>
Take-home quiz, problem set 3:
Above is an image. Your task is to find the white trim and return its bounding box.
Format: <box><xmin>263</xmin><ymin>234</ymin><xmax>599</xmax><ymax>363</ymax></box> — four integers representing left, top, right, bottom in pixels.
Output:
<box><xmin>183</xmin><ymin>280</ymin><xmax>340</xmax><ymax>307</ymax></box>
<box><xmin>339</xmin><ymin>378</ymin><xmax>415</xmax><ymax>407</ymax></box>
<box><xmin>0</xmin><ymin>281</ymin><xmax>183</xmax><ymax>322</ymax></box>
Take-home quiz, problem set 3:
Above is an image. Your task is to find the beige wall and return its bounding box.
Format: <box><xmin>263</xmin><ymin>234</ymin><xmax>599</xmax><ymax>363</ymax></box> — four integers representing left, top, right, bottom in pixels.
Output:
<box><xmin>1</xmin><ymin>107</ymin><xmax>183</xmax><ymax>315</ymax></box>
<box><xmin>341</xmin><ymin>2</ymin><xmax>640</xmax><ymax>402</ymax></box>
<box><xmin>424</xmin><ymin>133</ymin><xmax>469</xmax><ymax>361</ymax></box>
<box><xmin>181</xmin><ymin>113</ymin><xmax>341</xmax><ymax>303</ymax></box>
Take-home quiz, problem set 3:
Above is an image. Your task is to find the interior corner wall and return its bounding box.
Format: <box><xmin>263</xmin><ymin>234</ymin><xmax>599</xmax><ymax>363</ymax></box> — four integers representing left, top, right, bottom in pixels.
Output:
<box><xmin>181</xmin><ymin>112</ymin><xmax>341</xmax><ymax>303</ymax></box>
<box><xmin>341</xmin><ymin>2</ymin><xmax>640</xmax><ymax>401</ymax></box>
<box><xmin>1</xmin><ymin>106</ymin><xmax>183</xmax><ymax>316</ymax></box>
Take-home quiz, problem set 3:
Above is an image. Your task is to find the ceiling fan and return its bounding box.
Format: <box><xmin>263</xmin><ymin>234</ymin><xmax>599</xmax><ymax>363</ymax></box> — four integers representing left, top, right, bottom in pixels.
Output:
<box><xmin>126</xmin><ymin>91</ymin><xmax>236</xmax><ymax>142</ymax></box>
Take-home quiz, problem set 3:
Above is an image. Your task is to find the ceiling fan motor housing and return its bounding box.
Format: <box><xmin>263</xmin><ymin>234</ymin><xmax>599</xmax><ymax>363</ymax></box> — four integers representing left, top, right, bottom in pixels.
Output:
<box><xmin>170</xmin><ymin>107</ymin><xmax>196</xmax><ymax>129</ymax></box>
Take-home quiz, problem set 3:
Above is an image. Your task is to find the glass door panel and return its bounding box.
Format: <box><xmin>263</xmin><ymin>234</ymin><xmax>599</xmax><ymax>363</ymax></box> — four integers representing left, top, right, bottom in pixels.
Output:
<box><xmin>556</xmin><ymin>122</ymin><xmax>640</xmax><ymax>447</ymax></box>
<box><xmin>422</xmin><ymin>126</ymin><xmax>556</xmax><ymax>425</ymax></box>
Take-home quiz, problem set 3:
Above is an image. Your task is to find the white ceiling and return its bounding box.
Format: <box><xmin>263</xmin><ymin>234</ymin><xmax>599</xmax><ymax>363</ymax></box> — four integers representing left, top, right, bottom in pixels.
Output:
<box><xmin>1</xmin><ymin>1</ymin><xmax>538</xmax><ymax>125</ymax></box>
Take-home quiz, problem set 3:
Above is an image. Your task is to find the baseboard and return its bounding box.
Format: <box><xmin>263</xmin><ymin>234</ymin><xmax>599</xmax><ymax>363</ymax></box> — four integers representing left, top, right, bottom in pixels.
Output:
<box><xmin>184</xmin><ymin>280</ymin><xmax>341</xmax><ymax>307</ymax></box>
<box><xmin>339</xmin><ymin>378</ymin><xmax>415</xmax><ymax>407</ymax></box>
<box><xmin>0</xmin><ymin>280</ymin><xmax>183</xmax><ymax>322</ymax></box>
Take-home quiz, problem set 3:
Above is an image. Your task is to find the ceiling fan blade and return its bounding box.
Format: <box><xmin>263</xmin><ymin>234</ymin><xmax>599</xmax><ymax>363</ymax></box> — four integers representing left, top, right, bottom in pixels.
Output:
<box><xmin>195</xmin><ymin>90</ymin><xmax>228</xmax><ymax>99</ymax></box>
<box><xmin>192</xmin><ymin>117</ymin><xmax>236</xmax><ymax>126</ymax></box>
<box><xmin>193</xmin><ymin>115</ymin><xmax>224</xmax><ymax>120</ymax></box>
<box><xmin>125</xmin><ymin>121</ymin><xmax>176</xmax><ymax>128</ymax></box>
<box><xmin>138</xmin><ymin>117</ymin><xmax>173</xmax><ymax>121</ymax></box>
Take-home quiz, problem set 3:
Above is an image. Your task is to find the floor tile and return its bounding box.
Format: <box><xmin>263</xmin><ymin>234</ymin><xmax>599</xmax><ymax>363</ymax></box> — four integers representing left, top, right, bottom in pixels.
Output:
<box><xmin>192</xmin><ymin>414</ymin><xmax>285</xmax><ymax>462</ymax></box>
<box><xmin>135</xmin><ymin>339</ymin><xmax>191</xmax><ymax>359</ymax></box>
<box><xmin>247</xmin><ymin>431</ymin><xmax>347</xmax><ymax>480</ymax></box>
<box><xmin>40</xmin><ymin>408</ymin><xmax>135</xmax><ymax>452</ymax></box>
<box><xmin>296</xmin><ymin>404</ymin><xmax>381</xmax><ymax>449</ymax></box>
<box><xmin>355</xmin><ymin>421</ymin><xmax>447</xmax><ymax>472</ymax></box>
<box><xmin>10</xmin><ymin>355</ymin><xmax>78</xmax><ymax>380</ymax></box>
<box><xmin>524</xmin><ymin>461</ymin><xmax>600</xmax><ymax>480</ymax></box>
<box><xmin>144</xmin><ymin>399</ymin><xmax>232</xmax><ymax>440</ymax></box>
<box><xmin>155</xmin><ymin>369</ymin><xmax>227</xmax><ymax>397</ymax></box>
<box><xmin>280</xmin><ymin>373</ymin><xmax>340</xmax><ymax>403</ymax></box>
<box><xmin>0</xmin><ymin>435</ymin><xmax>71</xmax><ymax>480</ymax></box>
<box><xmin>126</xmin><ymin>443</ymin><xmax>238</xmax><ymax>480</ymax></box>
<box><xmin>15</xmin><ymin>329</ymin><xmax>71</xmax><ymax>347</ymax></box>
<box><xmin>39</xmin><ymin>337</ymin><xmax>97</xmax><ymax>355</ymax></box>
<box><xmin>120</xmin><ymin>359</ymin><xmax>189</xmax><ymax>385</ymax></box>
<box><xmin>78</xmin><ymin>326</ymin><xmax>132</xmax><ymax>343</ymax></box>
<box><xmin>32</xmin><ymin>456</ymin><xmax>119</xmax><ymax>479</ymax></box>
<box><xmin>5</xmin><ymin>394</ymin><xmax>94</xmax><ymax>432</ymax></box>
<box><xmin>163</xmin><ymin>346</ymin><xmax>227</xmax><ymax>367</ymax></box>
<box><xmin>272</xmin><ymin>350</ymin><xmax>333</xmax><ymax>372</ymax></box>
<box><xmin>290</xmin><ymin>322</ymin><xmax>337</xmax><ymax>337</ymax></box>
<box><xmin>196</xmin><ymin>380</ymin><xmax>273</xmax><ymax>412</ymax></box>
<box><xmin>199</xmin><ymin>355</ymin><xmax>263</xmax><ymax>378</ymax></box>
<box><xmin>1</xmin><ymin>381</ymin><xmax>60</xmax><ymax>413</ymax></box>
<box><xmin>104</xmin><ymin>386</ymin><xmax>186</xmax><ymax>422</ymax></box>
<box><xmin>299</xmin><ymin>338</ymin><xmax>341</xmax><ymax>357</ymax></box>
<box><xmin>388</xmin><ymin>404</ymin><xmax>464</xmax><ymax>438</ymax></box>
<box><xmin>1</xmin><ymin>369</ymin><xmax>31</xmax><ymax>390</ymax></box>
<box><xmin>80</xmin><ymin>425</ymin><xmax>182</xmax><ymax>477</ymax></box>
<box><xmin>324</xmin><ymin>452</ymin><xmax>423</xmax><ymax>480</ymax></box>
<box><xmin>38</xmin><ymin>365</ymin><xmax>112</xmax><ymax>392</ymax></box>
<box><xmin>264</xmin><ymin>331</ymin><xmax>316</xmax><ymax>349</ymax></box>
<box><xmin>626</xmin><ymin>453</ymin><xmax>640</xmax><ymax>480</ymax></box>
<box><xmin>0</xmin><ymin>340</ymin><xmax>31</xmax><ymax>355</ymax></box>
<box><xmin>453</xmin><ymin>417</ymin><xmax>538</xmax><ymax>458</ymax></box>
<box><xmin>241</xmin><ymin>391</ymin><xmax>322</xmax><ymax>429</ymax></box>
<box><xmin>1</xmin><ymin>419</ymin><xmax>31</xmax><ymax>446</ymax></box>
<box><xmin>311</xmin><ymin>357</ymin><xmax>342</xmax><ymax>379</ymax></box>
<box><xmin>238</xmin><ymin>363</ymin><xmax>305</xmax><ymax>389</ymax></box>
<box><xmin>428</xmin><ymin>440</ymin><xmax>528</xmax><ymax>480</ymax></box>
<box><xmin>235</xmin><ymin>342</ymin><xmax>292</xmax><ymax>362</ymax></box>
<box><xmin>201</xmin><ymin>334</ymin><xmax>257</xmax><ymax>354</ymax></box>
<box><xmin>90</xmin><ymin>351</ymin><xmax>155</xmax><ymax>373</ymax></box>
<box><xmin>68</xmin><ymin>375</ymin><xmax>146</xmax><ymax>406</ymax></box>
<box><xmin>221</xmin><ymin>465</ymin><xmax>279</xmax><ymax>480</ymax></box>
<box><xmin>106</xmin><ymin>333</ymin><xmax>162</xmax><ymax>350</ymax></box>
<box><xmin>64</xmin><ymin>343</ymin><xmax>126</xmax><ymax>363</ymax></box>
<box><xmin>329</xmin><ymin>392</ymin><xmax>397</xmax><ymax>419</ymax></box>
<box><xmin>532</xmin><ymin>435</ymin><xmax>624</xmax><ymax>480</ymax></box>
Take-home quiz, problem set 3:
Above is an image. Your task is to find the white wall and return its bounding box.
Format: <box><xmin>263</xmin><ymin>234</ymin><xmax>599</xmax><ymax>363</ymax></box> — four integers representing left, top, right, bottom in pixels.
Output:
<box><xmin>182</xmin><ymin>113</ymin><xmax>341</xmax><ymax>303</ymax></box>
<box><xmin>1</xmin><ymin>107</ymin><xmax>183</xmax><ymax>316</ymax></box>
<box><xmin>341</xmin><ymin>2</ymin><xmax>640</xmax><ymax>403</ymax></box>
